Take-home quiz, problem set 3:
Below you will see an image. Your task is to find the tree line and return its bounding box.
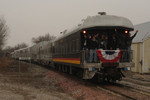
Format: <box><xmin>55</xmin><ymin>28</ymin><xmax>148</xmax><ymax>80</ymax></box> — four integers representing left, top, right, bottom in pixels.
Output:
<box><xmin>0</xmin><ymin>17</ymin><xmax>56</xmax><ymax>55</ymax></box>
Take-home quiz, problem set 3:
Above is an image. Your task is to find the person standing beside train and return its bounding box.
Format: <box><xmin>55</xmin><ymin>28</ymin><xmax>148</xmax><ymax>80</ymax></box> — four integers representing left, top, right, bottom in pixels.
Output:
<box><xmin>89</xmin><ymin>34</ymin><xmax>98</xmax><ymax>63</ymax></box>
<box><xmin>126</xmin><ymin>30</ymin><xmax>138</xmax><ymax>61</ymax></box>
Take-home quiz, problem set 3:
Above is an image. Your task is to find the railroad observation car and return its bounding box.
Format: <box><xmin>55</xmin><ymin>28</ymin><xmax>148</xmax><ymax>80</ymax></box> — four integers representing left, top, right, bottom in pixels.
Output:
<box><xmin>52</xmin><ymin>12</ymin><xmax>134</xmax><ymax>81</ymax></box>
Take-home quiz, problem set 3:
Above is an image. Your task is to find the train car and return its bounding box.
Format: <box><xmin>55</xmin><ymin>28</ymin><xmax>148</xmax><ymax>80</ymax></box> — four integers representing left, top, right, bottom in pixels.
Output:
<box><xmin>52</xmin><ymin>12</ymin><xmax>134</xmax><ymax>82</ymax></box>
<box><xmin>38</xmin><ymin>41</ymin><xmax>53</xmax><ymax>65</ymax></box>
<box><xmin>12</xmin><ymin>12</ymin><xmax>135</xmax><ymax>82</ymax></box>
<box><xmin>12</xmin><ymin>47</ymin><xmax>31</xmax><ymax>61</ymax></box>
<box><xmin>30</xmin><ymin>41</ymin><xmax>49</xmax><ymax>63</ymax></box>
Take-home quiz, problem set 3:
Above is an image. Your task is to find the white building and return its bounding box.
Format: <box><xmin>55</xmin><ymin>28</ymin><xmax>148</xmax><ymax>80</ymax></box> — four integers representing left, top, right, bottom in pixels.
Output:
<box><xmin>131</xmin><ymin>22</ymin><xmax>150</xmax><ymax>73</ymax></box>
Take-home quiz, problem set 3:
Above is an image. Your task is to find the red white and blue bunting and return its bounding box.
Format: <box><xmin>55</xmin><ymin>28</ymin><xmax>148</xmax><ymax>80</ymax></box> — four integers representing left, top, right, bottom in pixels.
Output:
<box><xmin>97</xmin><ymin>50</ymin><xmax>122</xmax><ymax>63</ymax></box>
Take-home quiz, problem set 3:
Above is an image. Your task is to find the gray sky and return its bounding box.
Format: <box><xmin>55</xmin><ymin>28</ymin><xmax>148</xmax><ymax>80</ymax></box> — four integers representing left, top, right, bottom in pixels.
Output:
<box><xmin>0</xmin><ymin>0</ymin><xmax>150</xmax><ymax>47</ymax></box>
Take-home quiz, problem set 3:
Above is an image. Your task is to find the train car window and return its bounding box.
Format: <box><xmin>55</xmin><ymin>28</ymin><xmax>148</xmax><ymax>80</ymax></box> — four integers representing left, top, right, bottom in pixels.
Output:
<box><xmin>59</xmin><ymin>45</ymin><xmax>61</xmax><ymax>54</ymax></box>
<box><xmin>71</xmin><ymin>41</ymin><xmax>72</xmax><ymax>53</ymax></box>
<box><xmin>72</xmin><ymin>40</ymin><xmax>75</xmax><ymax>52</ymax></box>
<box><xmin>60</xmin><ymin>45</ymin><xmax>62</xmax><ymax>55</ymax></box>
<box><xmin>60</xmin><ymin>45</ymin><xmax>61</xmax><ymax>54</ymax></box>
<box><xmin>56</xmin><ymin>46</ymin><xmax>58</xmax><ymax>54</ymax></box>
<box><xmin>63</xmin><ymin>45</ymin><xmax>65</xmax><ymax>55</ymax></box>
<box><xmin>62</xmin><ymin>43</ymin><xmax>64</xmax><ymax>55</ymax></box>
<box><xmin>64</xmin><ymin>44</ymin><xmax>66</xmax><ymax>54</ymax></box>
<box><xmin>64</xmin><ymin>43</ymin><xmax>66</xmax><ymax>54</ymax></box>
<box><xmin>52</xmin><ymin>46</ymin><xmax>55</xmax><ymax>54</ymax></box>
<box><xmin>57</xmin><ymin>45</ymin><xmax>59</xmax><ymax>54</ymax></box>
<box><xmin>66</xmin><ymin>44</ymin><xmax>68</xmax><ymax>55</ymax></box>
<box><xmin>76</xmin><ymin>39</ymin><xmax>79</xmax><ymax>52</ymax></box>
<box><xmin>55</xmin><ymin>44</ymin><xmax>57</xmax><ymax>54</ymax></box>
<box><xmin>55</xmin><ymin>47</ymin><xmax>57</xmax><ymax>54</ymax></box>
<box><xmin>57</xmin><ymin>46</ymin><xmax>58</xmax><ymax>54</ymax></box>
<box><xmin>68</xmin><ymin>42</ymin><xmax>70</xmax><ymax>53</ymax></box>
<box><xmin>74</xmin><ymin>40</ymin><xmax>76</xmax><ymax>52</ymax></box>
<box><xmin>68</xmin><ymin>42</ymin><xmax>71</xmax><ymax>53</ymax></box>
<box><xmin>61</xmin><ymin>46</ymin><xmax>63</xmax><ymax>55</ymax></box>
<box><xmin>71</xmin><ymin>41</ymin><xmax>73</xmax><ymax>53</ymax></box>
<box><xmin>67</xmin><ymin>42</ymin><xmax>69</xmax><ymax>53</ymax></box>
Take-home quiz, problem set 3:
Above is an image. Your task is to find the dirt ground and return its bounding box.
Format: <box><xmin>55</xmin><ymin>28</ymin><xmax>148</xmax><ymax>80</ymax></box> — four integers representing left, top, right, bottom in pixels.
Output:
<box><xmin>0</xmin><ymin>57</ymin><xmax>150</xmax><ymax>100</ymax></box>
<box><xmin>0</xmin><ymin>57</ymin><xmax>75</xmax><ymax>100</ymax></box>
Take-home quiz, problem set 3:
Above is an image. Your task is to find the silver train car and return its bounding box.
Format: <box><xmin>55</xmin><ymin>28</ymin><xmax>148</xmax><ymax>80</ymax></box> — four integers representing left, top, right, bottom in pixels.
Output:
<box><xmin>12</xmin><ymin>13</ymin><xmax>135</xmax><ymax>82</ymax></box>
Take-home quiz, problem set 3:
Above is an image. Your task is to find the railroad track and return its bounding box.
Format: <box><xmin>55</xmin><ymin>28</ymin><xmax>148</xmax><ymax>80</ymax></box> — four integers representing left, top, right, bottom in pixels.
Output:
<box><xmin>117</xmin><ymin>80</ymin><xmax>150</xmax><ymax>96</ymax></box>
<box><xmin>129</xmin><ymin>77</ymin><xmax>150</xmax><ymax>82</ymax></box>
<box><xmin>96</xmin><ymin>80</ymin><xmax>150</xmax><ymax>100</ymax></box>
<box><xmin>97</xmin><ymin>86</ymin><xmax>137</xmax><ymax>100</ymax></box>
<box><xmin>123</xmin><ymin>77</ymin><xmax>150</xmax><ymax>87</ymax></box>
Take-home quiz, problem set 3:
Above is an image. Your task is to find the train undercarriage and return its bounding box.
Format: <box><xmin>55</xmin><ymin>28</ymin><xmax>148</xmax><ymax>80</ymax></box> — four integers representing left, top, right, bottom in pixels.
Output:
<box><xmin>52</xmin><ymin>61</ymin><xmax>132</xmax><ymax>83</ymax></box>
<box><xmin>81</xmin><ymin>63</ymin><xmax>126</xmax><ymax>82</ymax></box>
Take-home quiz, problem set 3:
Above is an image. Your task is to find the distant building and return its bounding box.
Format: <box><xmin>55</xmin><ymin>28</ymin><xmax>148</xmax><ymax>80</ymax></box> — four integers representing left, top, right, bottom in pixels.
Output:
<box><xmin>131</xmin><ymin>22</ymin><xmax>150</xmax><ymax>73</ymax></box>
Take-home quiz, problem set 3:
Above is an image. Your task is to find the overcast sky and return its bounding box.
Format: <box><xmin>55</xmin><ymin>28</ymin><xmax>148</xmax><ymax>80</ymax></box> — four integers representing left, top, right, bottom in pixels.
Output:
<box><xmin>0</xmin><ymin>0</ymin><xmax>150</xmax><ymax>47</ymax></box>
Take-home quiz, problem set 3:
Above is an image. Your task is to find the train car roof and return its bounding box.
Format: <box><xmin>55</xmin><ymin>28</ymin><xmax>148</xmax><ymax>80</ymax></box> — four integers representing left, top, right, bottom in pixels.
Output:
<box><xmin>30</xmin><ymin>41</ymin><xmax>50</xmax><ymax>48</ymax></box>
<box><xmin>55</xmin><ymin>14</ymin><xmax>134</xmax><ymax>42</ymax></box>
<box><xmin>14</xmin><ymin>47</ymin><xmax>29</xmax><ymax>52</ymax></box>
<box><xmin>13</xmin><ymin>45</ymin><xmax>33</xmax><ymax>52</ymax></box>
<box><xmin>81</xmin><ymin>15</ymin><xmax>134</xmax><ymax>29</ymax></box>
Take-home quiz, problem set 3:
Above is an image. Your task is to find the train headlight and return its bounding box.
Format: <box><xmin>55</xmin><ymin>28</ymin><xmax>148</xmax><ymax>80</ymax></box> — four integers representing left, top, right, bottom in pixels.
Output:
<box><xmin>83</xmin><ymin>30</ymin><xmax>86</xmax><ymax>34</ymax></box>
<box><xmin>125</xmin><ymin>30</ymin><xmax>128</xmax><ymax>34</ymax></box>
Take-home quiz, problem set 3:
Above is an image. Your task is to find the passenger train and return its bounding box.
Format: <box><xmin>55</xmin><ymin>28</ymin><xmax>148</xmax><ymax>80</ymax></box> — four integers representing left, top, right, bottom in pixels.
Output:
<box><xmin>12</xmin><ymin>12</ymin><xmax>135</xmax><ymax>82</ymax></box>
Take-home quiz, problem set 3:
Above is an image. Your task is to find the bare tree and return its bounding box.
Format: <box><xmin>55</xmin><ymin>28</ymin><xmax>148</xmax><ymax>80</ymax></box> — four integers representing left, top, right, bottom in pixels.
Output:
<box><xmin>0</xmin><ymin>17</ymin><xmax>8</xmax><ymax>51</ymax></box>
<box><xmin>13</xmin><ymin>43</ymin><xmax>28</xmax><ymax>50</ymax></box>
<box><xmin>4</xmin><ymin>43</ymin><xmax>28</xmax><ymax>54</ymax></box>
<box><xmin>32</xmin><ymin>33</ymin><xmax>56</xmax><ymax>44</ymax></box>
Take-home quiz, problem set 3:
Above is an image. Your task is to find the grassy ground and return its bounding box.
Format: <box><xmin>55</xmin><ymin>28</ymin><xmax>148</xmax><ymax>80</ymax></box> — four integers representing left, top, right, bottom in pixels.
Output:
<box><xmin>0</xmin><ymin>57</ymin><xmax>74</xmax><ymax>100</ymax></box>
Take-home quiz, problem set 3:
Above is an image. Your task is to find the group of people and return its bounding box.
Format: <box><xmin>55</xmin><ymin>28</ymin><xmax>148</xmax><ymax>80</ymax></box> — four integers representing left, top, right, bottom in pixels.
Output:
<box><xmin>82</xmin><ymin>30</ymin><xmax>138</xmax><ymax>63</ymax></box>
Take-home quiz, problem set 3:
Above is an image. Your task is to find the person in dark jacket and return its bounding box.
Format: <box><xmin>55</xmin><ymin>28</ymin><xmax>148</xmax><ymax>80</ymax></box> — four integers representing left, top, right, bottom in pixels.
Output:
<box><xmin>126</xmin><ymin>30</ymin><xmax>138</xmax><ymax>49</ymax></box>
<box><xmin>126</xmin><ymin>30</ymin><xmax>138</xmax><ymax>61</ymax></box>
<box><xmin>107</xmin><ymin>33</ymin><xmax>117</xmax><ymax>50</ymax></box>
<box><xmin>81</xmin><ymin>34</ymin><xmax>91</xmax><ymax>62</ymax></box>
<box><xmin>89</xmin><ymin>34</ymin><xmax>98</xmax><ymax>63</ymax></box>
<box><xmin>99</xmin><ymin>35</ymin><xmax>107</xmax><ymax>50</ymax></box>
